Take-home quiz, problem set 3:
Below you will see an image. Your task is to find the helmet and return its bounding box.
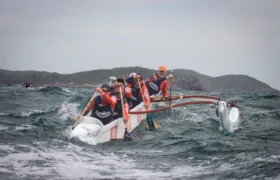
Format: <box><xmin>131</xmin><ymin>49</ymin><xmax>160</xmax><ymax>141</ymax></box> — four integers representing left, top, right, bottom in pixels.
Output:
<box><xmin>108</xmin><ymin>76</ymin><xmax>117</xmax><ymax>85</ymax></box>
<box><xmin>129</xmin><ymin>72</ymin><xmax>137</xmax><ymax>77</ymax></box>
<box><xmin>158</xmin><ymin>66</ymin><xmax>166</xmax><ymax>72</ymax></box>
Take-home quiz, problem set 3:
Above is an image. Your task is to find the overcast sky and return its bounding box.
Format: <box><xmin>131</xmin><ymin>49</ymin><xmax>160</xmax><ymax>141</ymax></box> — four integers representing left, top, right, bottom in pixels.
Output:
<box><xmin>0</xmin><ymin>0</ymin><xmax>279</xmax><ymax>89</ymax></box>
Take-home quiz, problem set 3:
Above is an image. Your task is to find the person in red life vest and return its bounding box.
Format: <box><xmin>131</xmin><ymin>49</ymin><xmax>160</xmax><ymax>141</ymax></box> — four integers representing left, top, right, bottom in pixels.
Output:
<box><xmin>80</xmin><ymin>84</ymin><xmax>117</xmax><ymax>125</ymax></box>
<box><xmin>111</xmin><ymin>84</ymin><xmax>129</xmax><ymax>123</ymax></box>
<box><xmin>117</xmin><ymin>78</ymin><xmax>133</xmax><ymax>101</ymax></box>
<box><xmin>116</xmin><ymin>78</ymin><xmax>125</xmax><ymax>86</ymax></box>
<box><xmin>111</xmin><ymin>78</ymin><xmax>133</xmax><ymax>99</ymax></box>
<box><xmin>108</xmin><ymin>76</ymin><xmax>118</xmax><ymax>92</ymax></box>
<box><xmin>145</xmin><ymin>66</ymin><xmax>173</xmax><ymax>99</ymax></box>
<box><xmin>111</xmin><ymin>78</ymin><xmax>133</xmax><ymax>109</ymax></box>
<box><xmin>125</xmin><ymin>73</ymin><xmax>150</xmax><ymax>109</ymax></box>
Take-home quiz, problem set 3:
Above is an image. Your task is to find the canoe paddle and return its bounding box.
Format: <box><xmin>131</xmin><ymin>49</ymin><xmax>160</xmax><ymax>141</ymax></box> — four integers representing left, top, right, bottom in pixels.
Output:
<box><xmin>72</xmin><ymin>92</ymin><xmax>97</xmax><ymax>130</ymax></box>
<box><xmin>137</xmin><ymin>79</ymin><xmax>158</xmax><ymax>130</ymax></box>
<box><xmin>120</xmin><ymin>86</ymin><xmax>133</xmax><ymax>141</ymax></box>
<box><xmin>169</xmin><ymin>78</ymin><xmax>173</xmax><ymax>106</ymax></box>
<box><xmin>169</xmin><ymin>77</ymin><xmax>173</xmax><ymax>116</ymax></box>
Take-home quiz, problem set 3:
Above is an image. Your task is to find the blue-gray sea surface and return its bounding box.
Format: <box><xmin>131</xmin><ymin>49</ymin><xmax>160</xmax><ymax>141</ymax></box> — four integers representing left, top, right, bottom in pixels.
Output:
<box><xmin>0</xmin><ymin>85</ymin><xmax>279</xmax><ymax>180</ymax></box>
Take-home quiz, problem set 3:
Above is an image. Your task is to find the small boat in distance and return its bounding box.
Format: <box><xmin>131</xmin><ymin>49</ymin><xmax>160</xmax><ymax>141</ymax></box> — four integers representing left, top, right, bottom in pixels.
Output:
<box><xmin>21</xmin><ymin>81</ymin><xmax>32</xmax><ymax>88</ymax></box>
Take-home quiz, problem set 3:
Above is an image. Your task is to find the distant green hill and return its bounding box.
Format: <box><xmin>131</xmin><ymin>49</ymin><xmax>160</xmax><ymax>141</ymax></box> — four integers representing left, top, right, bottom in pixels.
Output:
<box><xmin>172</xmin><ymin>69</ymin><xmax>279</xmax><ymax>92</ymax></box>
<box><xmin>0</xmin><ymin>67</ymin><xmax>278</xmax><ymax>93</ymax></box>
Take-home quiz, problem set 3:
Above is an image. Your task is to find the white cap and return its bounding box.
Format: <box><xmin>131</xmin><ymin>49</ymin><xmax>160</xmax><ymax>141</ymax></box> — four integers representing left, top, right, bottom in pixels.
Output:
<box><xmin>108</xmin><ymin>76</ymin><xmax>117</xmax><ymax>85</ymax></box>
<box><xmin>129</xmin><ymin>73</ymin><xmax>137</xmax><ymax>77</ymax></box>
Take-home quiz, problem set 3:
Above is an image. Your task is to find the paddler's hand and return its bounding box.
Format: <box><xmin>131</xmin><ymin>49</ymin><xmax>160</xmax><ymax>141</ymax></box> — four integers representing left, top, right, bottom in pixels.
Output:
<box><xmin>150</xmin><ymin>95</ymin><xmax>156</xmax><ymax>99</ymax></box>
<box><xmin>166</xmin><ymin>74</ymin><xmax>174</xmax><ymax>79</ymax></box>
<box><xmin>150</xmin><ymin>95</ymin><xmax>156</xmax><ymax>101</ymax></box>
<box><xmin>123</xmin><ymin>118</ymin><xmax>128</xmax><ymax>123</ymax></box>
<box><xmin>96</xmin><ymin>88</ymin><xmax>103</xmax><ymax>94</ymax></box>
<box><xmin>144</xmin><ymin>104</ymin><xmax>150</xmax><ymax>110</ymax></box>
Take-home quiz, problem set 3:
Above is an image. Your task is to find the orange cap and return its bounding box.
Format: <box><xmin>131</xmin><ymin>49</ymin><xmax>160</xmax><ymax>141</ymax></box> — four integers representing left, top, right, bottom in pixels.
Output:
<box><xmin>158</xmin><ymin>66</ymin><xmax>166</xmax><ymax>72</ymax></box>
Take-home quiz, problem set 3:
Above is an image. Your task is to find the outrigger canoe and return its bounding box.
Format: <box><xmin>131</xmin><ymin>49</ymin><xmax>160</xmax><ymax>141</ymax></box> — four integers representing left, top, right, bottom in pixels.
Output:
<box><xmin>71</xmin><ymin>94</ymin><xmax>241</xmax><ymax>144</ymax></box>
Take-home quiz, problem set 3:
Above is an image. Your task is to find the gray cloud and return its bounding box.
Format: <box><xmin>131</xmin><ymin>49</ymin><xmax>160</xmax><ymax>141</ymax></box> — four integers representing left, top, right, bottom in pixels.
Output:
<box><xmin>0</xmin><ymin>0</ymin><xmax>279</xmax><ymax>89</ymax></box>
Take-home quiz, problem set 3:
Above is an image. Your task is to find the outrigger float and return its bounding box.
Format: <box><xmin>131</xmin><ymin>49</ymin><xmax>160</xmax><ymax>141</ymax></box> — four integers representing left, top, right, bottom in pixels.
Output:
<box><xmin>71</xmin><ymin>94</ymin><xmax>240</xmax><ymax>144</ymax></box>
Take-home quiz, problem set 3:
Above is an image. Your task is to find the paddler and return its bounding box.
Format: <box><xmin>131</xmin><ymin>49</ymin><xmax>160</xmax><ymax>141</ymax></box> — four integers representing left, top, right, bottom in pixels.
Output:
<box><xmin>112</xmin><ymin>83</ymin><xmax>129</xmax><ymax>122</ymax></box>
<box><xmin>145</xmin><ymin>65</ymin><xmax>173</xmax><ymax>99</ymax></box>
<box><xmin>110</xmin><ymin>78</ymin><xmax>133</xmax><ymax>109</ymax></box>
<box><xmin>108</xmin><ymin>76</ymin><xmax>117</xmax><ymax>91</ymax></box>
<box><xmin>125</xmin><ymin>73</ymin><xmax>150</xmax><ymax>109</ymax></box>
<box><xmin>78</xmin><ymin>84</ymin><xmax>117</xmax><ymax>125</ymax></box>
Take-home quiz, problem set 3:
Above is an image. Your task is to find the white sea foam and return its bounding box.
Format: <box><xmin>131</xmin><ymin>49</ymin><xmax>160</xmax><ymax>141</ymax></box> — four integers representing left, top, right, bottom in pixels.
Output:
<box><xmin>61</xmin><ymin>88</ymin><xmax>71</xmax><ymax>93</ymax></box>
<box><xmin>57</xmin><ymin>102</ymin><xmax>79</xmax><ymax>121</ymax></box>
<box><xmin>15</xmin><ymin>124</ymin><xmax>34</xmax><ymax>131</ymax></box>
<box><xmin>12</xmin><ymin>109</ymin><xmax>45</xmax><ymax>117</ymax></box>
<box><xmin>0</xmin><ymin>143</ymin><xmax>240</xmax><ymax>180</ymax></box>
<box><xmin>0</xmin><ymin>112</ymin><xmax>9</xmax><ymax>116</ymax></box>
<box><xmin>0</xmin><ymin>125</ymin><xmax>9</xmax><ymax>130</ymax></box>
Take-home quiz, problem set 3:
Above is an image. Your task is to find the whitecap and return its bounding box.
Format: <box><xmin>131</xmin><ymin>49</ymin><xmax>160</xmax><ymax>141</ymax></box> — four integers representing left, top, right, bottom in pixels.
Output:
<box><xmin>57</xmin><ymin>102</ymin><xmax>80</xmax><ymax>121</ymax></box>
<box><xmin>15</xmin><ymin>125</ymin><xmax>34</xmax><ymax>131</ymax></box>
<box><xmin>0</xmin><ymin>125</ymin><xmax>9</xmax><ymax>130</ymax></box>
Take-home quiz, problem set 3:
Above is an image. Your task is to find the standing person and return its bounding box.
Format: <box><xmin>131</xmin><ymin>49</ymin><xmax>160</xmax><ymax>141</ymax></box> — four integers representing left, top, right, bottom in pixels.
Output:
<box><xmin>145</xmin><ymin>66</ymin><xmax>173</xmax><ymax>99</ymax></box>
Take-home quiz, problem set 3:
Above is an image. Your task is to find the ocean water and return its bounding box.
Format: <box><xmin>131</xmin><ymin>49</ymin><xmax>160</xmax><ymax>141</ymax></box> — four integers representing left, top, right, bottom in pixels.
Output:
<box><xmin>0</xmin><ymin>85</ymin><xmax>279</xmax><ymax>180</ymax></box>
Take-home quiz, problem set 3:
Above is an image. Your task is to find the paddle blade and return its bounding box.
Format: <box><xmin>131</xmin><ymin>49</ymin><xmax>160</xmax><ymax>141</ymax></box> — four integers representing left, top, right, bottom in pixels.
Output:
<box><xmin>124</xmin><ymin>133</ymin><xmax>133</xmax><ymax>141</ymax></box>
<box><xmin>124</xmin><ymin>128</ymin><xmax>133</xmax><ymax>141</ymax></box>
<box><xmin>145</xmin><ymin>113</ymin><xmax>158</xmax><ymax>130</ymax></box>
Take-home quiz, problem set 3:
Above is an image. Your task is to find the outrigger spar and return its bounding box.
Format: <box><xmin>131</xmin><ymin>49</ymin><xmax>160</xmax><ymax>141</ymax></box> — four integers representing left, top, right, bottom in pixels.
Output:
<box><xmin>129</xmin><ymin>94</ymin><xmax>239</xmax><ymax>114</ymax></box>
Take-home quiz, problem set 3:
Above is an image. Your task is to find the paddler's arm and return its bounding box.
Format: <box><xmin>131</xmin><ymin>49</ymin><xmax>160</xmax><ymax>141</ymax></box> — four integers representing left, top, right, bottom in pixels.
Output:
<box><xmin>160</xmin><ymin>80</ymin><xmax>168</xmax><ymax>98</ymax></box>
<box><xmin>152</xmin><ymin>77</ymin><xmax>166</xmax><ymax>84</ymax></box>
<box><xmin>152</xmin><ymin>74</ymin><xmax>173</xmax><ymax>84</ymax></box>
<box><xmin>102</xmin><ymin>93</ymin><xmax>117</xmax><ymax>110</ymax></box>
<box><xmin>142</xmin><ymin>84</ymin><xmax>150</xmax><ymax>109</ymax></box>
<box><xmin>123</xmin><ymin>102</ymin><xmax>129</xmax><ymax>123</ymax></box>
<box><xmin>125</xmin><ymin>76</ymin><xmax>134</xmax><ymax>85</ymax></box>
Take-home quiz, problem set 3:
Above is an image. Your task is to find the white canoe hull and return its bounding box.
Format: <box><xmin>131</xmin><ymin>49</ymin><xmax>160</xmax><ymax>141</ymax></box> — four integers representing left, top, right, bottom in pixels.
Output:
<box><xmin>71</xmin><ymin>102</ymin><xmax>147</xmax><ymax>144</ymax></box>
